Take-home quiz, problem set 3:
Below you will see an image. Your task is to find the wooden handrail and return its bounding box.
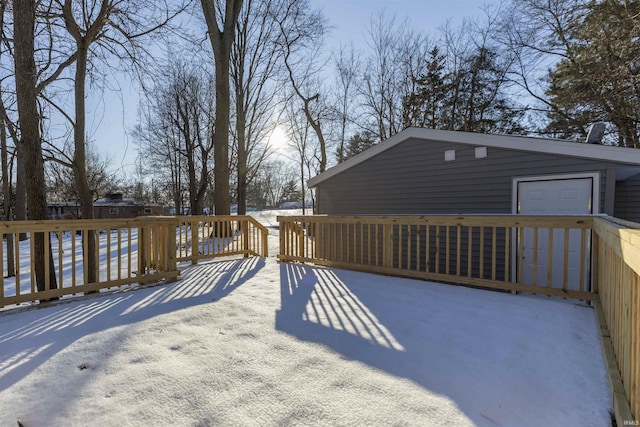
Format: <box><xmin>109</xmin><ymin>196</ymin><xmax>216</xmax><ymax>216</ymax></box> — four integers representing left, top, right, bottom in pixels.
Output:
<box><xmin>0</xmin><ymin>214</ymin><xmax>269</xmax><ymax>309</ymax></box>
<box><xmin>592</xmin><ymin>216</ymin><xmax>639</xmax><ymax>420</ymax></box>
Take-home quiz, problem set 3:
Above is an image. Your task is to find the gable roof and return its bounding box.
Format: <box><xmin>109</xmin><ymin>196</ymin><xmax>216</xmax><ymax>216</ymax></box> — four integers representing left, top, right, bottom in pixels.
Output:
<box><xmin>308</xmin><ymin>127</ymin><xmax>640</xmax><ymax>187</ymax></box>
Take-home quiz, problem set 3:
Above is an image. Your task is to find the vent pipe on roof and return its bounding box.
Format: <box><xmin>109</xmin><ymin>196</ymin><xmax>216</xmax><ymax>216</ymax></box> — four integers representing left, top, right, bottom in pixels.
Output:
<box><xmin>586</xmin><ymin>122</ymin><xmax>606</xmax><ymax>144</ymax></box>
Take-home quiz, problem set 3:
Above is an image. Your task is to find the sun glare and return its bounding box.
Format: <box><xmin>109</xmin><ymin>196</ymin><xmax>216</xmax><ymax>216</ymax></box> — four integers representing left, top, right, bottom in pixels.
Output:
<box><xmin>268</xmin><ymin>126</ymin><xmax>289</xmax><ymax>152</ymax></box>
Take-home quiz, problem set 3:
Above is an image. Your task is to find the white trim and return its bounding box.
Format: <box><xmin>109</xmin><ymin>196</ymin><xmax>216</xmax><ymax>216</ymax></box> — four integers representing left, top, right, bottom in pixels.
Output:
<box><xmin>511</xmin><ymin>171</ymin><xmax>600</xmax><ymax>215</ymax></box>
<box><xmin>308</xmin><ymin>127</ymin><xmax>640</xmax><ymax>187</ymax></box>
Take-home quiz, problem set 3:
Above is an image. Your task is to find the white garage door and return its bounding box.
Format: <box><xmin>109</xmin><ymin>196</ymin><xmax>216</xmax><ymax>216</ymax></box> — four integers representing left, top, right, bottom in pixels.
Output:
<box><xmin>518</xmin><ymin>178</ymin><xmax>593</xmax><ymax>215</ymax></box>
<box><xmin>515</xmin><ymin>176</ymin><xmax>595</xmax><ymax>292</ymax></box>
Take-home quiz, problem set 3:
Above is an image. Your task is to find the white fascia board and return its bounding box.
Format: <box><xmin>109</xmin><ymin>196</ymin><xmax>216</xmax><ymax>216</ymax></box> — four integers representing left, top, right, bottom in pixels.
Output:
<box><xmin>307</xmin><ymin>127</ymin><xmax>640</xmax><ymax>187</ymax></box>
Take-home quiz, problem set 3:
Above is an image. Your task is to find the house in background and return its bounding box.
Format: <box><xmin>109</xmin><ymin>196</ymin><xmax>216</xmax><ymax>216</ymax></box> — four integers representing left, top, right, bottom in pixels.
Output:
<box><xmin>48</xmin><ymin>193</ymin><xmax>164</xmax><ymax>219</ymax></box>
<box><xmin>48</xmin><ymin>202</ymin><xmax>81</xmax><ymax>220</ymax></box>
<box><xmin>93</xmin><ymin>193</ymin><xmax>164</xmax><ymax>219</ymax></box>
<box><xmin>309</xmin><ymin>127</ymin><xmax>640</xmax><ymax>222</ymax></box>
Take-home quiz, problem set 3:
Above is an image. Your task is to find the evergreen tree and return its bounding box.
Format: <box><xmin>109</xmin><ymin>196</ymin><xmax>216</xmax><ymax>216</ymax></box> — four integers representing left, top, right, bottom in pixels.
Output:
<box><xmin>545</xmin><ymin>0</ymin><xmax>640</xmax><ymax>146</ymax></box>
<box><xmin>336</xmin><ymin>131</ymin><xmax>377</xmax><ymax>162</ymax></box>
<box><xmin>402</xmin><ymin>45</ymin><xmax>525</xmax><ymax>134</ymax></box>
<box><xmin>402</xmin><ymin>46</ymin><xmax>447</xmax><ymax>129</ymax></box>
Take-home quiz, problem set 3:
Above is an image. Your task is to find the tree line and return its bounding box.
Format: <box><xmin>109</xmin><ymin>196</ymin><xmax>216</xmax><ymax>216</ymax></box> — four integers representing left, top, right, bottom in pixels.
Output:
<box><xmin>0</xmin><ymin>0</ymin><xmax>639</xmax><ymax>290</ymax></box>
<box><xmin>134</xmin><ymin>0</ymin><xmax>640</xmax><ymax>217</ymax></box>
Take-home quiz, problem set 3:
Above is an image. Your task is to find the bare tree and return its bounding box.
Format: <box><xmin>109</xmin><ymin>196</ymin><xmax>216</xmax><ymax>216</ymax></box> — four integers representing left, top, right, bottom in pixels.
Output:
<box><xmin>13</xmin><ymin>0</ymin><xmax>57</xmax><ymax>294</ymax></box>
<box><xmin>200</xmin><ymin>0</ymin><xmax>243</xmax><ymax>217</ymax></box>
<box><xmin>231</xmin><ymin>0</ymin><xmax>283</xmax><ymax>215</ymax></box>
<box><xmin>332</xmin><ymin>43</ymin><xmax>361</xmax><ymax>163</ymax></box>
<box><xmin>498</xmin><ymin>0</ymin><xmax>584</xmax><ymax>133</ymax></box>
<box><xmin>0</xmin><ymin>118</ymin><xmax>14</xmax><ymax>276</ymax></box>
<box><xmin>248</xmin><ymin>159</ymin><xmax>297</xmax><ymax>208</ymax></box>
<box><xmin>273</xmin><ymin>0</ymin><xmax>329</xmax><ymax>173</ymax></box>
<box><xmin>135</xmin><ymin>60</ymin><xmax>215</xmax><ymax>215</ymax></box>
<box><xmin>53</xmin><ymin>0</ymin><xmax>184</xmax><ymax>283</ymax></box>
<box><xmin>0</xmin><ymin>1</ymin><xmax>28</xmax><ymax>240</ymax></box>
<box><xmin>360</xmin><ymin>11</ymin><xmax>431</xmax><ymax>142</ymax></box>
<box><xmin>0</xmin><ymin>0</ymin><xmax>16</xmax><ymax>273</ymax></box>
<box><xmin>46</xmin><ymin>143</ymin><xmax>120</xmax><ymax>203</ymax></box>
<box><xmin>285</xmin><ymin>101</ymin><xmax>320</xmax><ymax>213</ymax></box>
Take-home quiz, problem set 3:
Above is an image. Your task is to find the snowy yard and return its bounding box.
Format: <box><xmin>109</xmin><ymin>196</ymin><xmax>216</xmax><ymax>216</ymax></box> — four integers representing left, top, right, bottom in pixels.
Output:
<box><xmin>0</xmin><ymin>250</ymin><xmax>612</xmax><ymax>426</ymax></box>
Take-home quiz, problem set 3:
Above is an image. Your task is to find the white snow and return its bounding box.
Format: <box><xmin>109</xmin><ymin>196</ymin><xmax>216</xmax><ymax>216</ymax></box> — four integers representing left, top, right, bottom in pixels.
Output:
<box><xmin>0</xmin><ymin>210</ymin><xmax>612</xmax><ymax>426</ymax></box>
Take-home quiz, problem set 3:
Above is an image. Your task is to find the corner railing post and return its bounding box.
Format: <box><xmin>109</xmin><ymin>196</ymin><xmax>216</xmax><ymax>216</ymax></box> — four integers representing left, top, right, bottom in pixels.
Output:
<box><xmin>262</xmin><ymin>224</ymin><xmax>269</xmax><ymax>257</ymax></box>
<box><xmin>278</xmin><ymin>218</ymin><xmax>285</xmax><ymax>260</ymax></box>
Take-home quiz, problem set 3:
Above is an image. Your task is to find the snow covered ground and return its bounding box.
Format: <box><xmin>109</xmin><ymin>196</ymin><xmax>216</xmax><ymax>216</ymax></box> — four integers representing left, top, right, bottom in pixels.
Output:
<box><xmin>0</xmin><ymin>209</ymin><xmax>612</xmax><ymax>426</ymax></box>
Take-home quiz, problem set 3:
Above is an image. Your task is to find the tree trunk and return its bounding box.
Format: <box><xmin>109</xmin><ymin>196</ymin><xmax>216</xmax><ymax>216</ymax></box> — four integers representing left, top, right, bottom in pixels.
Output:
<box><xmin>1</xmin><ymin>121</ymin><xmax>15</xmax><ymax>277</ymax></box>
<box><xmin>213</xmin><ymin>48</ymin><xmax>231</xmax><ymax>217</ymax></box>
<box><xmin>13</xmin><ymin>0</ymin><xmax>57</xmax><ymax>295</ymax></box>
<box><xmin>236</xmin><ymin>92</ymin><xmax>247</xmax><ymax>216</ymax></box>
<box><xmin>73</xmin><ymin>46</ymin><xmax>97</xmax><ymax>285</ymax></box>
<box><xmin>200</xmin><ymin>0</ymin><xmax>243</xmax><ymax>220</ymax></box>
<box><xmin>14</xmin><ymin>144</ymin><xmax>27</xmax><ymax>240</ymax></box>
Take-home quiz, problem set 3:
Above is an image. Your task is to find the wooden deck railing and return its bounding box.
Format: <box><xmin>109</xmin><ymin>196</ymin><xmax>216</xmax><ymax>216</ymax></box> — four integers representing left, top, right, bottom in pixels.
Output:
<box><xmin>278</xmin><ymin>215</ymin><xmax>594</xmax><ymax>300</ymax></box>
<box><xmin>176</xmin><ymin>215</ymin><xmax>269</xmax><ymax>263</ymax></box>
<box><xmin>0</xmin><ymin>215</ymin><xmax>268</xmax><ymax>308</ymax></box>
<box><xmin>278</xmin><ymin>214</ymin><xmax>639</xmax><ymax>420</ymax></box>
<box><xmin>593</xmin><ymin>216</ymin><xmax>640</xmax><ymax>420</ymax></box>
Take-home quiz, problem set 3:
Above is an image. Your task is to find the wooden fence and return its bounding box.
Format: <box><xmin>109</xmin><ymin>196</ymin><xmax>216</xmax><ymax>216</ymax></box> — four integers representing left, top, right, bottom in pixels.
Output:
<box><xmin>278</xmin><ymin>214</ymin><xmax>639</xmax><ymax>420</ymax></box>
<box><xmin>0</xmin><ymin>215</ymin><xmax>268</xmax><ymax>308</ymax></box>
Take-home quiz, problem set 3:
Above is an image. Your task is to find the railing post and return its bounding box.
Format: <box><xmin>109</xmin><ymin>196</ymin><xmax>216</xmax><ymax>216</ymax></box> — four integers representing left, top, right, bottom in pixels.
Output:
<box><xmin>317</xmin><ymin>221</ymin><xmax>324</xmax><ymax>259</ymax></box>
<box><xmin>279</xmin><ymin>219</ymin><xmax>285</xmax><ymax>260</ymax></box>
<box><xmin>166</xmin><ymin>219</ymin><xmax>177</xmax><ymax>281</ymax></box>
<box><xmin>243</xmin><ymin>219</ymin><xmax>250</xmax><ymax>258</ymax></box>
<box><xmin>299</xmin><ymin>222</ymin><xmax>305</xmax><ymax>259</ymax></box>
<box><xmin>383</xmin><ymin>223</ymin><xmax>393</xmax><ymax>268</ymax></box>
<box><xmin>191</xmin><ymin>220</ymin><xmax>199</xmax><ymax>265</ymax></box>
<box><xmin>138</xmin><ymin>225</ymin><xmax>147</xmax><ymax>276</ymax></box>
<box><xmin>592</xmin><ymin>229</ymin><xmax>599</xmax><ymax>294</ymax></box>
<box><xmin>262</xmin><ymin>223</ymin><xmax>269</xmax><ymax>257</ymax></box>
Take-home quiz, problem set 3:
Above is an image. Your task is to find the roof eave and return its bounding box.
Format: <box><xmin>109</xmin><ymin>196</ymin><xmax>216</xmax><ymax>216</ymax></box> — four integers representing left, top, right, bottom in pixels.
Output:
<box><xmin>308</xmin><ymin>128</ymin><xmax>640</xmax><ymax>187</ymax></box>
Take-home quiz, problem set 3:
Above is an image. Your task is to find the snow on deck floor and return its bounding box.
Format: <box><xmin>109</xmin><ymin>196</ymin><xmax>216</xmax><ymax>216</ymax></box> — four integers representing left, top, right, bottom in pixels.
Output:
<box><xmin>0</xmin><ymin>257</ymin><xmax>611</xmax><ymax>426</ymax></box>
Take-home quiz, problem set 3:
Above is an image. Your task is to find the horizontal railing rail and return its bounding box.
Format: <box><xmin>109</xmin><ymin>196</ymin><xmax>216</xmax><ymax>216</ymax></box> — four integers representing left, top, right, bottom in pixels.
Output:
<box><xmin>0</xmin><ymin>215</ymin><xmax>268</xmax><ymax>308</ymax></box>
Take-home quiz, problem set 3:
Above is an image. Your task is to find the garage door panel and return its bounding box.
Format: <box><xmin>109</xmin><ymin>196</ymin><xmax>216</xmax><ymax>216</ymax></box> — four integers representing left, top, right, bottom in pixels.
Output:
<box><xmin>517</xmin><ymin>178</ymin><xmax>592</xmax><ymax>292</ymax></box>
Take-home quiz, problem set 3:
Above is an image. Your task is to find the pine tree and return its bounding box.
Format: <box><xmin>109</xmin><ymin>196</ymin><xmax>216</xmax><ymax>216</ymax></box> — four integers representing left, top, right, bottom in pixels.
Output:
<box><xmin>336</xmin><ymin>131</ymin><xmax>377</xmax><ymax>162</ymax></box>
<box><xmin>545</xmin><ymin>0</ymin><xmax>640</xmax><ymax>146</ymax></box>
<box><xmin>402</xmin><ymin>47</ymin><xmax>447</xmax><ymax>129</ymax></box>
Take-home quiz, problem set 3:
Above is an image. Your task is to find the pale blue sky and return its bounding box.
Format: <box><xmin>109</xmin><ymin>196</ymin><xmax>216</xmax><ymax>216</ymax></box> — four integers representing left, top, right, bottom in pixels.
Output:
<box><xmin>98</xmin><ymin>1</ymin><xmax>490</xmax><ymax>177</ymax></box>
<box><xmin>316</xmin><ymin>0</ymin><xmax>488</xmax><ymax>45</ymax></box>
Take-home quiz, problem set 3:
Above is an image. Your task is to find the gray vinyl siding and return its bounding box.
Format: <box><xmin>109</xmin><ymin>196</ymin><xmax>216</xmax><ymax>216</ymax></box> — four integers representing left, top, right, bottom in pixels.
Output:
<box><xmin>316</xmin><ymin>137</ymin><xmax>626</xmax><ymax>215</ymax></box>
<box><xmin>615</xmin><ymin>173</ymin><xmax>640</xmax><ymax>223</ymax></box>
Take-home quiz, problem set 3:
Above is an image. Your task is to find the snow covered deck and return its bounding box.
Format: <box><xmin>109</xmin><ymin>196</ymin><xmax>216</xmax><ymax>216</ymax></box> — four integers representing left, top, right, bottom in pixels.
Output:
<box><xmin>0</xmin><ymin>255</ymin><xmax>611</xmax><ymax>426</ymax></box>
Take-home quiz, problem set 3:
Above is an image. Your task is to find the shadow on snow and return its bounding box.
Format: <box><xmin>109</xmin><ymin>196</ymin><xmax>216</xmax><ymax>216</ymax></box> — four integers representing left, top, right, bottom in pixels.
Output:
<box><xmin>0</xmin><ymin>257</ymin><xmax>265</xmax><ymax>393</ymax></box>
<box><xmin>275</xmin><ymin>262</ymin><xmax>604</xmax><ymax>427</ymax></box>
